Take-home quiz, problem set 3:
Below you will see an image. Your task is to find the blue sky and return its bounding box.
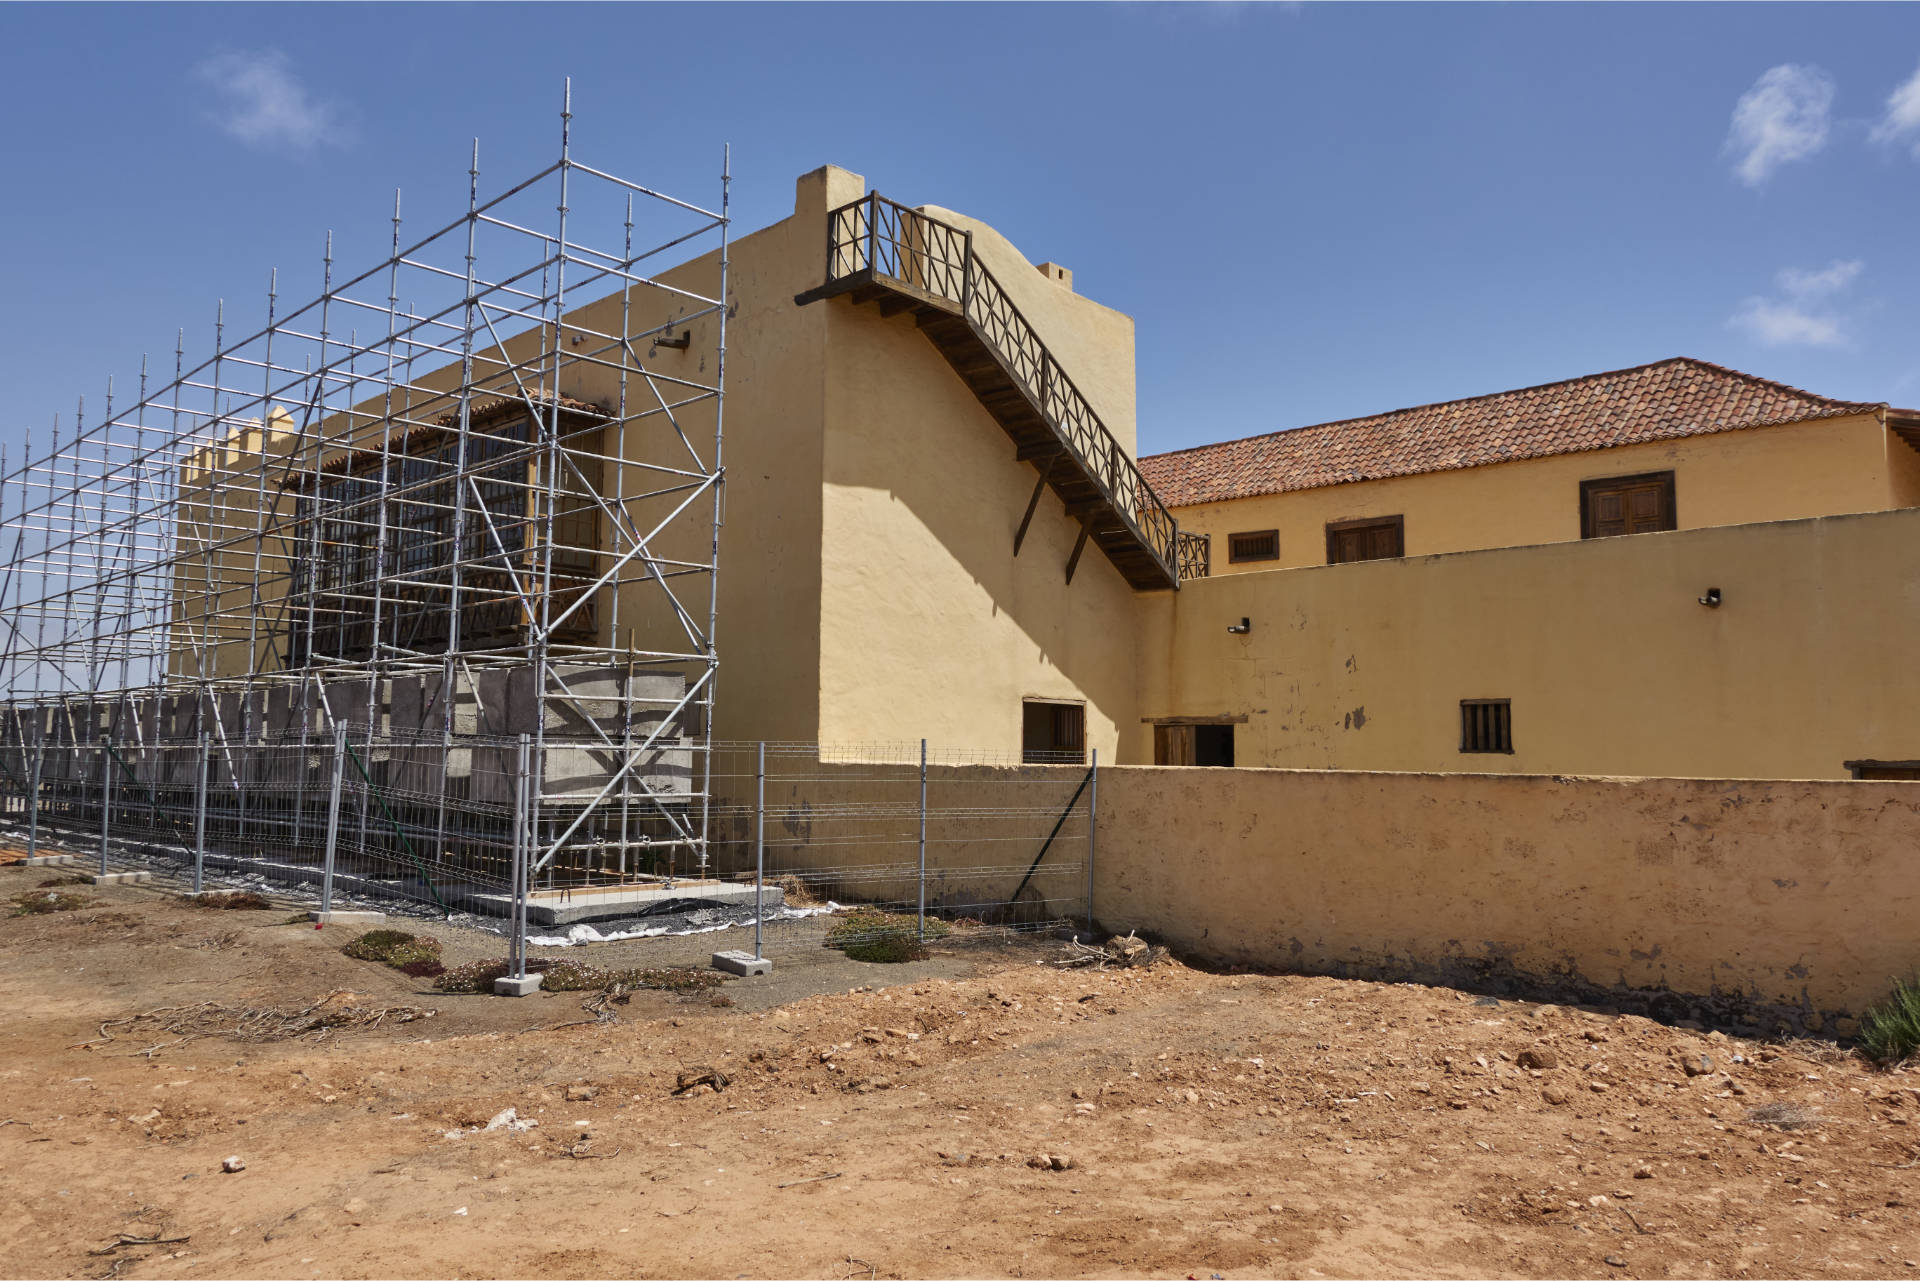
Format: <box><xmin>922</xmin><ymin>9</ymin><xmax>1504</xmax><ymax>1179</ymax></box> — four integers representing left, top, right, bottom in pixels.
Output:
<box><xmin>1</xmin><ymin>2</ymin><xmax>1917</xmax><ymax>457</ymax></box>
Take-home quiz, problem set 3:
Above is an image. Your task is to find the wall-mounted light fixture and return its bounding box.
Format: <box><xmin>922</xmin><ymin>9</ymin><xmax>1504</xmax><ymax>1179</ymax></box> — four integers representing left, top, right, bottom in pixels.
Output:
<box><xmin>1697</xmin><ymin>587</ymin><xmax>1722</xmax><ymax>609</ymax></box>
<box><xmin>1227</xmin><ymin>617</ymin><xmax>1251</xmax><ymax>635</ymax></box>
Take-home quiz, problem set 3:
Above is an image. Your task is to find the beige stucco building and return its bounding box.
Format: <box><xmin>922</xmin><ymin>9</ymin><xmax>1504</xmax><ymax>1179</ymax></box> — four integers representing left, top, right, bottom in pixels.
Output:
<box><xmin>185</xmin><ymin>164</ymin><xmax>1920</xmax><ymax>782</ymax></box>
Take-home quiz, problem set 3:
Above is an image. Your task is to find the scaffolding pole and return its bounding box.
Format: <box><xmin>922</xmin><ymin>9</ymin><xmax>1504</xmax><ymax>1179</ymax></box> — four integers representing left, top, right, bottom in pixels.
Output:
<box><xmin>0</xmin><ymin>95</ymin><xmax>729</xmax><ymax>914</ymax></box>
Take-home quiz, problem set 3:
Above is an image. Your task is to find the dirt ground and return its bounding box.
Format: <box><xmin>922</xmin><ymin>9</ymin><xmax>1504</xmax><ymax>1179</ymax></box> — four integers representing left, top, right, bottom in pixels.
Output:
<box><xmin>2</xmin><ymin>862</ymin><xmax>1918</xmax><ymax>1280</ymax></box>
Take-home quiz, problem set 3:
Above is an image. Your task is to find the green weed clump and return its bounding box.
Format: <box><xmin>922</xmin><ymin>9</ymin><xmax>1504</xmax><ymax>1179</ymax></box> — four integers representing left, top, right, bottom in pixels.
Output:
<box><xmin>10</xmin><ymin>888</ymin><xmax>89</xmax><ymax>917</ymax></box>
<box><xmin>431</xmin><ymin>956</ymin><xmax>725</xmax><ymax>995</ymax></box>
<box><xmin>432</xmin><ymin>958</ymin><xmax>518</xmax><ymax>993</ymax></box>
<box><xmin>1859</xmin><ymin>976</ymin><xmax>1920</xmax><ymax>1066</ymax></box>
<box><xmin>341</xmin><ymin>929</ymin><xmax>446</xmax><ymax>977</ymax></box>
<box><xmin>190</xmin><ymin>890</ymin><xmax>272</xmax><ymax>911</ymax></box>
<box><xmin>823</xmin><ymin>909</ymin><xmax>949</xmax><ymax>963</ymax></box>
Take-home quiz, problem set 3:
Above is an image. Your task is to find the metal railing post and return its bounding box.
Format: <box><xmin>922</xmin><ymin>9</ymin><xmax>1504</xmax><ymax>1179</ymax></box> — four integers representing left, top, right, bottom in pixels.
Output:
<box><xmin>1086</xmin><ymin>747</ymin><xmax>1098</xmax><ymax>935</ymax></box>
<box><xmin>511</xmin><ymin>733</ymin><xmax>530</xmax><ymax>980</ymax></box>
<box><xmin>754</xmin><ymin>740</ymin><xmax>765</xmax><ymax>962</ymax></box>
<box><xmin>319</xmin><ymin>722</ymin><xmax>347</xmax><ymax>916</ymax></box>
<box><xmin>865</xmin><ymin>193</ymin><xmax>879</xmax><ymax>276</ymax></box>
<box><xmin>918</xmin><ymin>737</ymin><xmax>928</xmax><ymax>941</ymax></box>
<box><xmin>961</xmin><ymin>230</ymin><xmax>975</xmax><ymax>315</ymax></box>
<box><xmin>97</xmin><ymin>735</ymin><xmax>114</xmax><ymax>876</ymax></box>
<box><xmin>191</xmin><ymin>731</ymin><xmax>209</xmax><ymax>893</ymax></box>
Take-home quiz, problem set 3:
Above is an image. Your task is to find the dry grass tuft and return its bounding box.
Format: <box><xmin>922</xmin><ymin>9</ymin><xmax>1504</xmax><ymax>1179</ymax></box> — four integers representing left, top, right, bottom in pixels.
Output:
<box><xmin>10</xmin><ymin>888</ymin><xmax>90</xmax><ymax>917</ymax></box>
<box><xmin>77</xmin><ymin>990</ymin><xmax>433</xmax><ymax>1053</ymax></box>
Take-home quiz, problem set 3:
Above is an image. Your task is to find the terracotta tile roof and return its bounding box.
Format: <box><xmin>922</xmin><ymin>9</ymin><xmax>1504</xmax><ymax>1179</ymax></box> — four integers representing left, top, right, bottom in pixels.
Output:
<box><xmin>1139</xmin><ymin>357</ymin><xmax>1887</xmax><ymax>508</ymax></box>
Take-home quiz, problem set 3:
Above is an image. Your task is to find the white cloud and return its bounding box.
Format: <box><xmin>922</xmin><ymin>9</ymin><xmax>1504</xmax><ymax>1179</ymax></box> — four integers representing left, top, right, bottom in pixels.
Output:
<box><xmin>1730</xmin><ymin>259</ymin><xmax>1864</xmax><ymax>348</ymax></box>
<box><xmin>1869</xmin><ymin>60</ymin><xmax>1920</xmax><ymax>157</ymax></box>
<box><xmin>1729</xmin><ymin>298</ymin><xmax>1845</xmax><ymax>347</ymax></box>
<box><xmin>1725</xmin><ymin>64</ymin><xmax>1834</xmax><ymax>186</ymax></box>
<box><xmin>1777</xmin><ymin>258</ymin><xmax>1863</xmax><ymax>298</ymax></box>
<box><xmin>194</xmin><ymin>50</ymin><xmax>343</xmax><ymax>151</ymax></box>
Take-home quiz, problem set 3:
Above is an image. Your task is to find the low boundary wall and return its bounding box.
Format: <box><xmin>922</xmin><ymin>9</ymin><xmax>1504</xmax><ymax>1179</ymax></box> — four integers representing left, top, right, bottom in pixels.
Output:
<box><xmin>1091</xmin><ymin>766</ymin><xmax>1920</xmax><ymax>1032</ymax></box>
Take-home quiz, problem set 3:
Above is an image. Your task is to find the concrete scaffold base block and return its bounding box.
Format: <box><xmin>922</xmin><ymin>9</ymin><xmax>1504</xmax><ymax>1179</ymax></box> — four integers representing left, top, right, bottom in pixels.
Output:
<box><xmin>308</xmin><ymin>910</ymin><xmax>386</xmax><ymax>926</ymax></box>
<box><xmin>25</xmin><ymin>855</ymin><xmax>75</xmax><ymax>867</ymax></box>
<box><xmin>712</xmin><ymin>950</ymin><xmax>773</xmax><ymax>977</ymax></box>
<box><xmin>90</xmin><ymin>871</ymin><xmax>151</xmax><ymax>886</ymax></box>
<box><xmin>493</xmin><ymin>974</ymin><xmax>544</xmax><ymax>997</ymax></box>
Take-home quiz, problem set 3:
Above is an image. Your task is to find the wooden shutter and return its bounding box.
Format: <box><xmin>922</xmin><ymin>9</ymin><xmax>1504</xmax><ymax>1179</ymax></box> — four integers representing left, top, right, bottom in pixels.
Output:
<box><xmin>1227</xmin><ymin>530</ymin><xmax>1279</xmax><ymax>563</ymax></box>
<box><xmin>1326</xmin><ymin>516</ymin><xmax>1405</xmax><ymax>565</ymax></box>
<box><xmin>1582</xmin><ymin>472</ymin><xmax>1675</xmax><ymax>539</ymax></box>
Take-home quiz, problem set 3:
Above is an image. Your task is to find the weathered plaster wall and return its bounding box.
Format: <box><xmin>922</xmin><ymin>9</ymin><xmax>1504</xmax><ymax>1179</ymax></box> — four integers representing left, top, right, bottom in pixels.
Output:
<box><xmin>1091</xmin><ymin>765</ymin><xmax>1920</xmax><ymax>1028</ymax></box>
<box><xmin>1177</xmin><ymin>412</ymin><xmax>1909</xmax><ymax>575</ymax></box>
<box><xmin>707</xmin><ymin>760</ymin><xmax>1089</xmax><ymax>911</ymax></box>
<box><xmin>1136</xmin><ymin>506</ymin><xmax>1920</xmax><ymax>778</ymax></box>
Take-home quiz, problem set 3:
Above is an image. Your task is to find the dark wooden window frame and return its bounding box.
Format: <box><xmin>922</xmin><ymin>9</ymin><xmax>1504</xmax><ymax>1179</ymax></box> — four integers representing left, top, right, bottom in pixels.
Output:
<box><xmin>1459</xmin><ymin>698</ymin><xmax>1513</xmax><ymax>755</ymax></box>
<box><xmin>1843</xmin><ymin>759</ymin><xmax>1920</xmax><ymax>780</ymax></box>
<box><xmin>1325</xmin><ymin>514</ymin><xmax>1405</xmax><ymax>565</ymax></box>
<box><xmin>1227</xmin><ymin>529</ymin><xmax>1280</xmax><ymax>564</ymax></box>
<box><xmin>1579</xmin><ymin>470</ymin><xmax>1677</xmax><ymax>540</ymax></box>
<box><xmin>1022</xmin><ymin>698</ymin><xmax>1087</xmax><ymax>765</ymax></box>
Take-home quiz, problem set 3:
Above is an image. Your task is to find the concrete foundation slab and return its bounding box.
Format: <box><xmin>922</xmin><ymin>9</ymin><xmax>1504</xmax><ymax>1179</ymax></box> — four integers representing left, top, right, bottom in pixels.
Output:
<box><xmin>468</xmin><ymin>880</ymin><xmax>785</xmax><ymax>927</ymax></box>
<box><xmin>711</xmin><ymin>950</ymin><xmax>772</xmax><ymax>977</ymax></box>
<box><xmin>91</xmin><ymin>871</ymin><xmax>152</xmax><ymax>886</ymax></box>
<box><xmin>25</xmin><ymin>855</ymin><xmax>75</xmax><ymax>867</ymax></box>
<box><xmin>310</xmin><ymin>910</ymin><xmax>387</xmax><ymax>926</ymax></box>
<box><xmin>493</xmin><ymin>974</ymin><xmax>544</xmax><ymax>997</ymax></box>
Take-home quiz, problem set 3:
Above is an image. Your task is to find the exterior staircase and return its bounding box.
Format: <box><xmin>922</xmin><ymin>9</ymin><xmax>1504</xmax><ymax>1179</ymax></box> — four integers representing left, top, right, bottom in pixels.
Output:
<box><xmin>797</xmin><ymin>193</ymin><xmax>1208</xmax><ymax>589</ymax></box>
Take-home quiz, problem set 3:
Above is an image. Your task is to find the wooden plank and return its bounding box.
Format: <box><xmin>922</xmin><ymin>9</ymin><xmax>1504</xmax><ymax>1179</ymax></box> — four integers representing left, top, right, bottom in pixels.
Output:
<box><xmin>1012</xmin><ymin>456</ymin><xmax>1058</xmax><ymax>558</ymax></box>
<box><xmin>1064</xmin><ymin>523</ymin><xmax>1091</xmax><ymax>586</ymax></box>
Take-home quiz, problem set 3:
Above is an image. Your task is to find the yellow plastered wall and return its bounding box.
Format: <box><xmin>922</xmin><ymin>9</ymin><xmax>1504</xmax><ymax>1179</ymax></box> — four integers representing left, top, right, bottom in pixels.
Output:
<box><xmin>816</xmin><ymin>200</ymin><xmax>1148</xmax><ymax>757</ymax></box>
<box><xmin>1181</xmin><ymin>412</ymin><xmax>1909</xmax><ymax>574</ymax></box>
<box><xmin>1091</xmin><ymin>765</ymin><xmax>1920</xmax><ymax>1024</ymax></box>
<box><xmin>1136</xmin><ymin>505</ymin><xmax>1920</xmax><ymax>778</ymax></box>
<box><xmin>1885</xmin><ymin>425</ymin><xmax>1920</xmax><ymax>507</ymax></box>
<box><xmin>919</xmin><ymin>204</ymin><xmax>1138</xmax><ymax>458</ymax></box>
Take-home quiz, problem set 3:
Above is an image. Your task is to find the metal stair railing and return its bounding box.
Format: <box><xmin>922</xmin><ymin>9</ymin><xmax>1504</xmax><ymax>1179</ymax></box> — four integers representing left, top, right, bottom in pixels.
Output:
<box><xmin>823</xmin><ymin>192</ymin><xmax>1200</xmax><ymax>585</ymax></box>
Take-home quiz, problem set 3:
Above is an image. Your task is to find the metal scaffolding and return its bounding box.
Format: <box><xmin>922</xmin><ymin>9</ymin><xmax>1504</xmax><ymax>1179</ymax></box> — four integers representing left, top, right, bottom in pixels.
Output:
<box><xmin>0</xmin><ymin>88</ymin><xmax>730</xmax><ymax>915</ymax></box>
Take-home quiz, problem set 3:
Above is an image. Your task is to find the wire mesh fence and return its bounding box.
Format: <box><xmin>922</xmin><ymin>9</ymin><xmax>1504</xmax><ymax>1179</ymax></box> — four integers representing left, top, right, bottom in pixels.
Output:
<box><xmin>0</xmin><ymin>726</ymin><xmax>1097</xmax><ymax>978</ymax></box>
<box><xmin>697</xmin><ymin>740</ymin><xmax>1095</xmax><ymax>965</ymax></box>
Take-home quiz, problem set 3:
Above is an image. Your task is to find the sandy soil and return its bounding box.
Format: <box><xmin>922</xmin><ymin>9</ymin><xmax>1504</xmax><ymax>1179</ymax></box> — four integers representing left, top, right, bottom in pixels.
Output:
<box><xmin>2</xmin><ymin>861</ymin><xmax>1918</xmax><ymax>1280</ymax></box>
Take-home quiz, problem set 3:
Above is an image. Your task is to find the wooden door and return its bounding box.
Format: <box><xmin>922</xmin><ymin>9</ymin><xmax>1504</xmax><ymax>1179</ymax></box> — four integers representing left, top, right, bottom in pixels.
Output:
<box><xmin>1154</xmin><ymin>724</ymin><xmax>1196</xmax><ymax>766</ymax></box>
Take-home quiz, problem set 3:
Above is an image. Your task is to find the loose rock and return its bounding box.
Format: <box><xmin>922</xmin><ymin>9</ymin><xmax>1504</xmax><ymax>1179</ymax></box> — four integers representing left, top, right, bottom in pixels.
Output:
<box><xmin>1517</xmin><ymin>1048</ymin><xmax>1558</xmax><ymax>1071</ymax></box>
<box><xmin>221</xmin><ymin>1156</ymin><xmax>246</xmax><ymax>1173</ymax></box>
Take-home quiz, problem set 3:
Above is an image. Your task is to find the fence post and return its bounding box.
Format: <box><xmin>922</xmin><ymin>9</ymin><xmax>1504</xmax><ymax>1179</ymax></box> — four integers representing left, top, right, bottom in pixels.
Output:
<box><xmin>1086</xmin><ymin>747</ymin><xmax>1098</xmax><ymax>936</ymax></box>
<box><xmin>754</xmin><ymin>740</ymin><xmax>765</xmax><ymax>962</ymax></box>
<box><xmin>511</xmin><ymin>732</ymin><xmax>530</xmax><ymax>982</ymax></box>
<box><xmin>918</xmin><ymin>738</ymin><xmax>928</xmax><ymax>941</ymax></box>
<box><xmin>192</xmin><ymin>731</ymin><xmax>209</xmax><ymax>894</ymax></box>
<box><xmin>25</xmin><ymin>721</ymin><xmax>41</xmax><ymax>862</ymax></box>
<box><xmin>319</xmin><ymin>722</ymin><xmax>347</xmax><ymax>917</ymax></box>
<box><xmin>97</xmin><ymin>735</ymin><xmax>114</xmax><ymax>876</ymax></box>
